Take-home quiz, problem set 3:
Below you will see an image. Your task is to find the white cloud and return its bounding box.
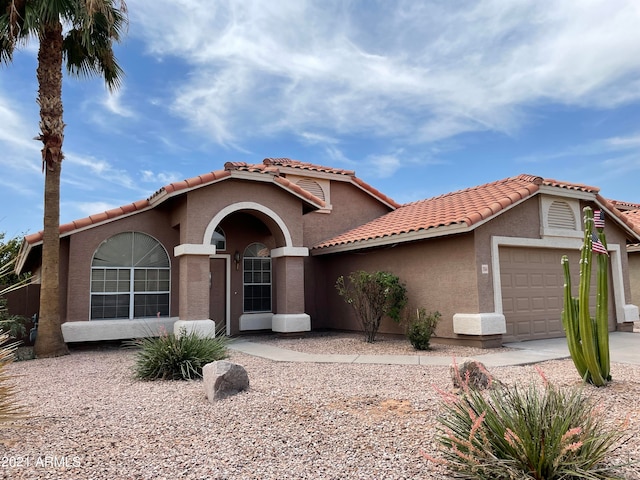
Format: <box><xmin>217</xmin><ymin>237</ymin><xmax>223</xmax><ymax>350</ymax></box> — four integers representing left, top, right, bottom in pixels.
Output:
<box><xmin>64</xmin><ymin>153</ymin><xmax>137</xmax><ymax>190</ymax></box>
<box><xmin>140</xmin><ymin>170</ymin><xmax>182</xmax><ymax>184</ymax></box>
<box><xmin>72</xmin><ymin>201</ymin><xmax>120</xmax><ymax>217</ymax></box>
<box><xmin>367</xmin><ymin>154</ymin><xmax>402</xmax><ymax>178</ymax></box>
<box><xmin>102</xmin><ymin>88</ymin><xmax>135</xmax><ymax>118</ymax></box>
<box><xmin>0</xmin><ymin>96</ymin><xmax>41</xmax><ymax>171</ymax></box>
<box><xmin>128</xmin><ymin>0</ymin><xmax>640</xmax><ymax>148</ymax></box>
<box><xmin>605</xmin><ymin>133</ymin><xmax>640</xmax><ymax>149</ymax></box>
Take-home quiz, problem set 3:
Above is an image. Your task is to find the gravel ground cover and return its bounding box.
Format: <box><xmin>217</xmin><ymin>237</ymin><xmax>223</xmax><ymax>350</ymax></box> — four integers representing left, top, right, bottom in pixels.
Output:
<box><xmin>2</xmin><ymin>332</ymin><xmax>639</xmax><ymax>479</ymax></box>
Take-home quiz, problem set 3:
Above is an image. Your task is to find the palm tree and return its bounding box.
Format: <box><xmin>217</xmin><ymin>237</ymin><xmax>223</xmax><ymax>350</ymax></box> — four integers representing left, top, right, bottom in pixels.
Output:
<box><xmin>0</xmin><ymin>1</ymin><xmax>128</xmax><ymax>357</ymax></box>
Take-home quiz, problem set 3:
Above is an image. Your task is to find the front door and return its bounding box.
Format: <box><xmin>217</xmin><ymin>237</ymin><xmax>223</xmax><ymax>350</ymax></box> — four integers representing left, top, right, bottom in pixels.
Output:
<box><xmin>209</xmin><ymin>258</ymin><xmax>227</xmax><ymax>333</ymax></box>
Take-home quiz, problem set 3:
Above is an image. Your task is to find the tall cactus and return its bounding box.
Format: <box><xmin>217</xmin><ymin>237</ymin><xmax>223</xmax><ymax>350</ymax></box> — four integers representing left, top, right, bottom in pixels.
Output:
<box><xmin>561</xmin><ymin>206</ymin><xmax>610</xmax><ymax>387</ymax></box>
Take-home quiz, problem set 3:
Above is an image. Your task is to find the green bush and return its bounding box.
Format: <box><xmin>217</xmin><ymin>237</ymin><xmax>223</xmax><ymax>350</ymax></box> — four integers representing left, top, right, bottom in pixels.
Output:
<box><xmin>435</xmin><ymin>375</ymin><xmax>627</xmax><ymax>479</ymax></box>
<box><xmin>406</xmin><ymin>309</ymin><xmax>440</xmax><ymax>350</ymax></box>
<box><xmin>335</xmin><ymin>270</ymin><xmax>408</xmax><ymax>343</ymax></box>
<box><xmin>128</xmin><ymin>328</ymin><xmax>229</xmax><ymax>380</ymax></box>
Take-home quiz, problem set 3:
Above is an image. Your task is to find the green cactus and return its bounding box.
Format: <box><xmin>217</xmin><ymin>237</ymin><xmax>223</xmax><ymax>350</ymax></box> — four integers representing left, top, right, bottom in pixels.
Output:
<box><xmin>561</xmin><ymin>206</ymin><xmax>610</xmax><ymax>386</ymax></box>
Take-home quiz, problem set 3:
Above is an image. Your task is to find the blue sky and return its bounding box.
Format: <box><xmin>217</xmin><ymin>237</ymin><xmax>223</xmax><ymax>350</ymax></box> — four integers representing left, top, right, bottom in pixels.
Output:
<box><xmin>2</xmin><ymin>0</ymin><xmax>640</xmax><ymax>238</ymax></box>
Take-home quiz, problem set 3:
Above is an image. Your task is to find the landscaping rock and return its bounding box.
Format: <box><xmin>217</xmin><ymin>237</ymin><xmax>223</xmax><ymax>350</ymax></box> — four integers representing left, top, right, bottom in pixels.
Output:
<box><xmin>203</xmin><ymin>361</ymin><xmax>249</xmax><ymax>402</ymax></box>
<box><xmin>450</xmin><ymin>359</ymin><xmax>493</xmax><ymax>390</ymax></box>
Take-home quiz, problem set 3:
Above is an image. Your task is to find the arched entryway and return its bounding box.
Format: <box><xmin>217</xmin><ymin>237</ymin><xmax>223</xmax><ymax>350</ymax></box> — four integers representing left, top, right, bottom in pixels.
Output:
<box><xmin>173</xmin><ymin>201</ymin><xmax>310</xmax><ymax>336</ymax></box>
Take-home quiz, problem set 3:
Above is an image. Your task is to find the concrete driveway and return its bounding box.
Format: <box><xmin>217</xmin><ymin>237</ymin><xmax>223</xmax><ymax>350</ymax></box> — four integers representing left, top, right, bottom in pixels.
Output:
<box><xmin>503</xmin><ymin>331</ymin><xmax>640</xmax><ymax>366</ymax></box>
<box><xmin>230</xmin><ymin>331</ymin><xmax>640</xmax><ymax>367</ymax></box>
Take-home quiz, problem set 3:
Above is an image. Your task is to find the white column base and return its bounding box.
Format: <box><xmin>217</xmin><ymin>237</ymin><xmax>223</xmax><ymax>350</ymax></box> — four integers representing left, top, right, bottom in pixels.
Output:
<box><xmin>239</xmin><ymin>313</ymin><xmax>274</xmax><ymax>331</ymax></box>
<box><xmin>622</xmin><ymin>304</ymin><xmax>639</xmax><ymax>323</ymax></box>
<box><xmin>453</xmin><ymin>313</ymin><xmax>506</xmax><ymax>336</ymax></box>
<box><xmin>272</xmin><ymin>313</ymin><xmax>311</xmax><ymax>333</ymax></box>
<box><xmin>174</xmin><ymin>319</ymin><xmax>217</xmax><ymax>338</ymax></box>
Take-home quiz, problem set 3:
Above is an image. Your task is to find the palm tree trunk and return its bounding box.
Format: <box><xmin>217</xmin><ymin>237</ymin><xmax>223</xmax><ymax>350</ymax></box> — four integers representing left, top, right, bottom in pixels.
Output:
<box><xmin>33</xmin><ymin>20</ymin><xmax>69</xmax><ymax>358</ymax></box>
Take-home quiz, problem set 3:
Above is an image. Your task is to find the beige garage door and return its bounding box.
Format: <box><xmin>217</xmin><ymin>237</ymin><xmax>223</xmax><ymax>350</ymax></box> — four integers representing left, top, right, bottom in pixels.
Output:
<box><xmin>500</xmin><ymin>247</ymin><xmax>583</xmax><ymax>342</ymax></box>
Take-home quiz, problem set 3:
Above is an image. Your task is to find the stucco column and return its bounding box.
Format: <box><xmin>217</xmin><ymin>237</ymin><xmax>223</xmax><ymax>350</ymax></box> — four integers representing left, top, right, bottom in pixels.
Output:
<box><xmin>271</xmin><ymin>247</ymin><xmax>311</xmax><ymax>333</ymax></box>
<box><xmin>173</xmin><ymin>244</ymin><xmax>217</xmax><ymax>337</ymax></box>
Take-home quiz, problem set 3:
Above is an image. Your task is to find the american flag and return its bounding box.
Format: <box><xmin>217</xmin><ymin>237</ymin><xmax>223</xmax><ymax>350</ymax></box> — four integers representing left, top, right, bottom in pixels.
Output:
<box><xmin>594</xmin><ymin>210</ymin><xmax>605</xmax><ymax>229</ymax></box>
<box><xmin>592</xmin><ymin>232</ymin><xmax>608</xmax><ymax>255</ymax></box>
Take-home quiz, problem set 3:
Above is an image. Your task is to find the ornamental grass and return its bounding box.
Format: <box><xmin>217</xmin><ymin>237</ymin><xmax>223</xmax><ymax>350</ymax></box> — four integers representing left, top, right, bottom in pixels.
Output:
<box><xmin>433</xmin><ymin>369</ymin><xmax>629</xmax><ymax>479</ymax></box>
<box><xmin>128</xmin><ymin>328</ymin><xmax>229</xmax><ymax>381</ymax></box>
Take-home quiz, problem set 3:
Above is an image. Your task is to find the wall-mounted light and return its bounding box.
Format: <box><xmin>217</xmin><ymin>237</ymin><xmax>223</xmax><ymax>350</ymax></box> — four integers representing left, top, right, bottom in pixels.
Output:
<box><xmin>234</xmin><ymin>251</ymin><xmax>241</xmax><ymax>271</ymax></box>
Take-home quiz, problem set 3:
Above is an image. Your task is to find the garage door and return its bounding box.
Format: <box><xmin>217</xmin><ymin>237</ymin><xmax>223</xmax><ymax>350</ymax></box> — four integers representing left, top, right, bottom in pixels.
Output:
<box><xmin>499</xmin><ymin>247</ymin><xmax>596</xmax><ymax>342</ymax></box>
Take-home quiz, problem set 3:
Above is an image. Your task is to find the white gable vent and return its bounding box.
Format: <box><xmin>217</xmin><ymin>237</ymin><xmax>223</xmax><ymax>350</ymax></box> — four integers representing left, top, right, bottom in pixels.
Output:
<box><xmin>295</xmin><ymin>178</ymin><xmax>325</xmax><ymax>202</ymax></box>
<box><xmin>547</xmin><ymin>200</ymin><xmax>576</xmax><ymax>230</ymax></box>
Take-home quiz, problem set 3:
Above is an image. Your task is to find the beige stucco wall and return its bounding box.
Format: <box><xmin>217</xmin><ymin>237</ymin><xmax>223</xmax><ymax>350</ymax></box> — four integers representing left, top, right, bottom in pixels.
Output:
<box><xmin>302</xmin><ymin>181</ymin><xmax>394</xmax><ymax>247</ymax></box>
<box><xmin>64</xmin><ymin>209</ymin><xmax>180</xmax><ymax>322</ymax></box>
<box><xmin>303</xmin><ymin>181</ymin><xmax>396</xmax><ymax>323</ymax></box>
<box><xmin>312</xmin><ymin>235</ymin><xmax>478</xmax><ymax>339</ymax></box>
<box><xmin>177</xmin><ymin>179</ymin><xmax>305</xmax><ymax>247</ymax></box>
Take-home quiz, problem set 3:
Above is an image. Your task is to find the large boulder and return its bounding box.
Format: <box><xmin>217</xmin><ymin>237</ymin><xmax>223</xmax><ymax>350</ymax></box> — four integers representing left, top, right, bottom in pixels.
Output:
<box><xmin>203</xmin><ymin>361</ymin><xmax>249</xmax><ymax>402</ymax></box>
<box><xmin>450</xmin><ymin>359</ymin><xmax>493</xmax><ymax>391</ymax></box>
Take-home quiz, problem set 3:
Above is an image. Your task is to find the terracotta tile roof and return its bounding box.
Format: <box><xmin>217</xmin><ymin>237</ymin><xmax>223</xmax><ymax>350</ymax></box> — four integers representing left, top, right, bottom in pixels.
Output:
<box><xmin>313</xmin><ymin>174</ymin><xmax>618</xmax><ymax>251</ymax></box>
<box><xmin>542</xmin><ymin>177</ymin><xmax>599</xmax><ymax>193</ymax></box>
<box><xmin>22</xmin><ymin>158</ymin><xmax>394</xmax><ymax>246</ymax></box>
<box><xmin>621</xmin><ymin>208</ymin><xmax>640</xmax><ymax>230</ymax></box>
<box><xmin>624</xmin><ymin>209</ymin><xmax>640</xmax><ymax>251</ymax></box>
<box><xmin>263</xmin><ymin>158</ymin><xmax>355</xmax><ymax>176</ymax></box>
<box><xmin>608</xmin><ymin>199</ymin><xmax>640</xmax><ymax>211</ymax></box>
<box><xmin>351</xmin><ymin>177</ymin><xmax>401</xmax><ymax>209</ymax></box>
<box><xmin>147</xmin><ymin>169</ymin><xmax>231</xmax><ymax>201</ymax></box>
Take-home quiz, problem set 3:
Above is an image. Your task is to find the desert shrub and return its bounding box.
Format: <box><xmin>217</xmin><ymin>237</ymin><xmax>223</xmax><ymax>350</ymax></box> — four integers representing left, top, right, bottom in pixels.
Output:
<box><xmin>128</xmin><ymin>328</ymin><xmax>229</xmax><ymax>380</ymax></box>
<box><xmin>0</xmin><ymin>332</ymin><xmax>28</xmax><ymax>424</ymax></box>
<box><xmin>435</xmin><ymin>373</ymin><xmax>627</xmax><ymax>479</ymax></box>
<box><xmin>406</xmin><ymin>308</ymin><xmax>440</xmax><ymax>350</ymax></box>
<box><xmin>335</xmin><ymin>270</ymin><xmax>407</xmax><ymax>343</ymax></box>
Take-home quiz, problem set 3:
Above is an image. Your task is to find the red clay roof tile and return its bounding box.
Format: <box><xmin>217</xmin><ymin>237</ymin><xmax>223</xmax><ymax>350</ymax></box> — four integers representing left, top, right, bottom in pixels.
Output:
<box><xmin>619</xmin><ymin>207</ymin><xmax>640</xmax><ymax>230</ymax></box>
<box><xmin>263</xmin><ymin>158</ymin><xmax>355</xmax><ymax>176</ymax></box>
<box><xmin>312</xmin><ymin>174</ymin><xmax>608</xmax><ymax>250</ymax></box>
<box><xmin>351</xmin><ymin>177</ymin><xmax>401</xmax><ymax>208</ymax></box>
<box><xmin>608</xmin><ymin>199</ymin><xmax>640</xmax><ymax>211</ymax></box>
<box><xmin>89</xmin><ymin>212</ymin><xmax>109</xmax><ymax>223</ymax></box>
<box><xmin>596</xmin><ymin>195</ymin><xmax>640</xmax><ymax>234</ymax></box>
<box><xmin>23</xmin><ymin>160</ymin><xmax>360</xmax><ymax>245</ymax></box>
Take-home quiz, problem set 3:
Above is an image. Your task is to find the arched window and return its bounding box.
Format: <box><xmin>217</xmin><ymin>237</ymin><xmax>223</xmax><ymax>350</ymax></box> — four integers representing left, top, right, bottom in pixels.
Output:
<box><xmin>211</xmin><ymin>226</ymin><xmax>226</xmax><ymax>251</ymax></box>
<box><xmin>90</xmin><ymin>232</ymin><xmax>170</xmax><ymax>319</ymax></box>
<box><xmin>242</xmin><ymin>243</ymin><xmax>271</xmax><ymax>312</ymax></box>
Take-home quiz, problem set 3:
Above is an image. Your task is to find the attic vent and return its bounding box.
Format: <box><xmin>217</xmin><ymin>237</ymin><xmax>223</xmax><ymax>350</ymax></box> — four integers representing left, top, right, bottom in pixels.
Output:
<box><xmin>548</xmin><ymin>200</ymin><xmax>576</xmax><ymax>230</ymax></box>
<box><xmin>295</xmin><ymin>178</ymin><xmax>325</xmax><ymax>201</ymax></box>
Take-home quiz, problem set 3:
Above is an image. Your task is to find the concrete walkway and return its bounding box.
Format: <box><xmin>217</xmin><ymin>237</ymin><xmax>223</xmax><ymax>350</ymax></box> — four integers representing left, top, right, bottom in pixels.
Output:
<box><xmin>228</xmin><ymin>331</ymin><xmax>640</xmax><ymax>367</ymax></box>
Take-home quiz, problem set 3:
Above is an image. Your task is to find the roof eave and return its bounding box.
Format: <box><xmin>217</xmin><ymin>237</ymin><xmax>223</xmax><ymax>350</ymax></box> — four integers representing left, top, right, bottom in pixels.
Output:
<box><xmin>538</xmin><ymin>185</ymin><xmax>597</xmax><ymax>201</ymax></box>
<box><xmin>312</xmin><ymin>185</ymin><xmax>537</xmax><ymax>255</ymax></box>
<box><xmin>312</xmin><ymin>222</ymin><xmax>474</xmax><ymax>255</ymax></box>
<box><xmin>350</xmin><ymin>177</ymin><xmax>400</xmax><ymax>210</ymax></box>
<box><xmin>15</xmin><ymin>239</ymin><xmax>33</xmax><ymax>276</ymax></box>
<box><xmin>149</xmin><ymin>171</ymin><xmax>233</xmax><ymax>206</ymax></box>
<box><xmin>595</xmin><ymin>195</ymin><xmax>640</xmax><ymax>242</ymax></box>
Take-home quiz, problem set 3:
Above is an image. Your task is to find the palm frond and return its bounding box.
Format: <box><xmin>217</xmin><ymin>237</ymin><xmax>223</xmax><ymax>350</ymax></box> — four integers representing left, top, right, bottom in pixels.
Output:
<box><xmin>61</xmin><ymin>1</ymin><xmax>127</xmax><ymax>90</ymax></box>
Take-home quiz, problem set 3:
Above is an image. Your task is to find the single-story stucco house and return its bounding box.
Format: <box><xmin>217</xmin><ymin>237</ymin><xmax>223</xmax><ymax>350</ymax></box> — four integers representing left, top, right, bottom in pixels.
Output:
<box><xmin>15</xmin><ymin>158</ymin><xmax>640</xmax><ymax>347</ymax></box>
<box><xmin>613</xmin><ymin>202</ymin><xmax>640</xmax><ymax>309</ymax></box>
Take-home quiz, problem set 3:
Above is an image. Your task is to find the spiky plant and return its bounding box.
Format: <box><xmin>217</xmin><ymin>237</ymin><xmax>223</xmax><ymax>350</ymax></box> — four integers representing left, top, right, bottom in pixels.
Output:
<box><xmin>0</xmin><ymin>332</ymin><xmax>28</xmax><ymax>424</ymax></box>
<box><xmin>561</xmin><ymin>207</ymin><xmax>610</xmax><ymax>386</ymax></box>
<box><xmin>127</xmin><ymin>328</ymin><xmax>229</xmax><ymax>381</ymax></box>
<box><xmin>435</xmin><ymin>374</ymin><xmax>628</xmax><ymax>479</ymax></box>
